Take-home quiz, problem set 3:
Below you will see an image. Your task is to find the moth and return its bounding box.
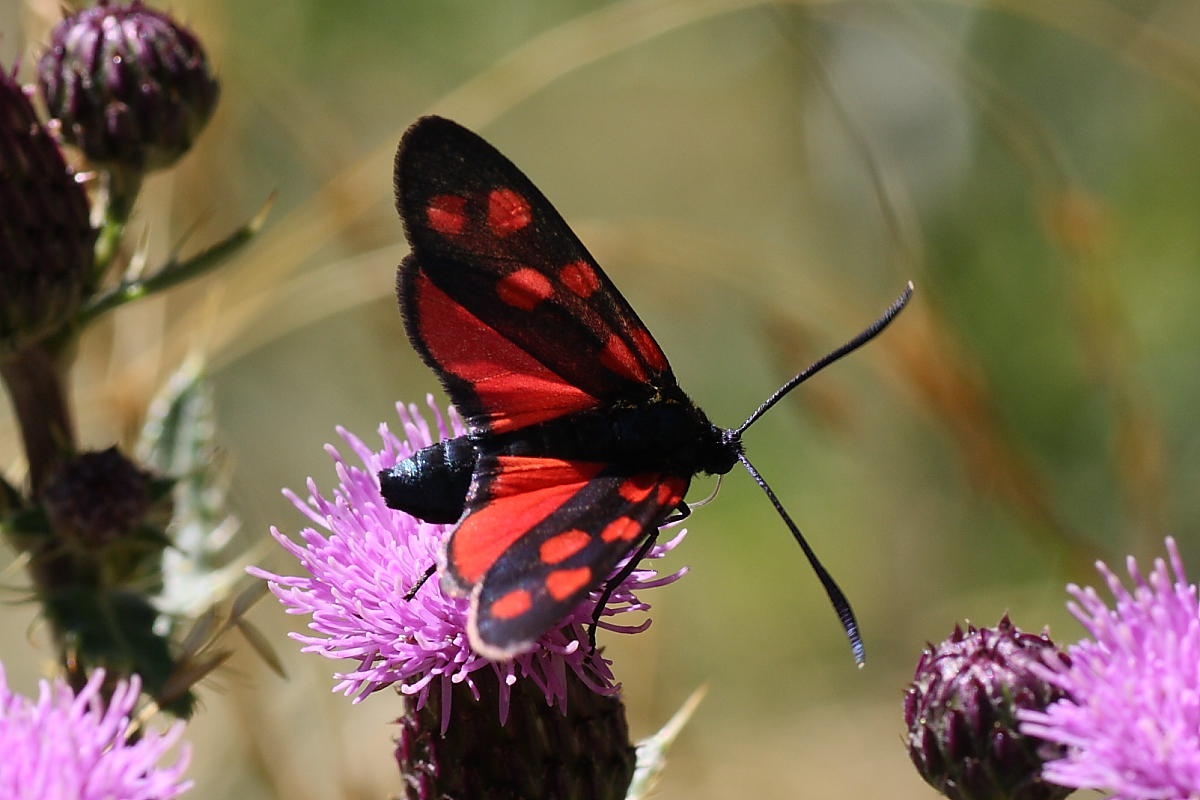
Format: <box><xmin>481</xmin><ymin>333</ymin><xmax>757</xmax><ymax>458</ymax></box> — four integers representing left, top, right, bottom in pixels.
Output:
<box><xmin>381</xmin><ymin>115</ymin><xmax>912</xmax><ymax>661</ymax></box>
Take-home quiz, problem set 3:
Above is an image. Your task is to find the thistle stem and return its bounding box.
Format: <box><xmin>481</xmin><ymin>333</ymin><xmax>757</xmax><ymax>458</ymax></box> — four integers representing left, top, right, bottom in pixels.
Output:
<box><xmin>0</xmin><ymin>344</ymin><xmax>75</xmax><ymax>495</ymax></box>
<box><xmin>0</xmin><ymin>342</ymin><xmax>93</xmax><ymax>690</ymax></box>
<box><xmin>92</xmin><ymin>167</ymin><xmax>143</xmax><ymax>280</ymax></box>
<box><xmin>78</xmin><ymin>192</ymin><xmax>274</xmax><ymax>329</ymax></box>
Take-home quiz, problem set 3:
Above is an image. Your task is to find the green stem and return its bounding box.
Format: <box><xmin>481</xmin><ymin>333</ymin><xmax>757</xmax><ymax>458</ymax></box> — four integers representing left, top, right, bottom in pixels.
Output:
<box><xmin>78</xmin><ymin>193</ymin><xmax>275</xmax><ymax>329</ymax></box>
<box><xmin>92</xmin><ymin>167</ymin><xmax>143</xmax><ymax>280</ymax></box>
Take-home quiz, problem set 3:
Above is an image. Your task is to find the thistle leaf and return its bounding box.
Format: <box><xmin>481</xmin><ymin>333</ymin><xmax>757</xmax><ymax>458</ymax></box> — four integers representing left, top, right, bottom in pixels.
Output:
<box><xmin>626</xmin><ymin>685</ymin><xmax>707</xmax><ymax>800</ymax></box>
<box><xmin>137</xmin><ymin>358</ymin><xmax>246</xmax><ymax>618</ymax></box>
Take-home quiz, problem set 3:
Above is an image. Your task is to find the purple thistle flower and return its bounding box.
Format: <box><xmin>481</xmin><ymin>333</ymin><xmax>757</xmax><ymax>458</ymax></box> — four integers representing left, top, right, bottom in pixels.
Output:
<box><xmin>250</xmin><ymin>398</ymin><xmax>687</xmax><ymax>731</ymax></box>
<box><xmin>1019</xmin><ymin>536</ymin><xmax>1200</xmax><ymax>799</ymax></box>
<box><xmin>0</xmin><ymin>666</ymin><xmax>191</xmax><ymax>799</ymax></box>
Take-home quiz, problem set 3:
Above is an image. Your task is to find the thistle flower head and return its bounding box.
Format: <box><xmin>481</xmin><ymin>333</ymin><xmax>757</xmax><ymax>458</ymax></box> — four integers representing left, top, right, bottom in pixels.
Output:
<box><xmin>905</xmin><ymin>616</ymin><xmax>1072</xmax><ymax>800</ymax></box>
<box><xmin>0</xmin><ymin>67</ymin><xmax>95</xmax><ymax>352</ymax></box>
<box><xmin>0</xmin><ymin>665</ymin><xmax>191</xmax><ymax>799</ymax></box>
<box><xmin>1019</xmin><ymin>537</ymin><xmax>1200</xmax><ymax>800</ymax></box>
<box><xmin>43</xmin><ymin>446</ymin><xmax>153</xmax><ymax>549</ymax></box>
<box><xmin>38</xmin><ymin>1</ymin><xmax>219</xmax><ymax>172</ymax></box>
<box><xmin>250</xmin><ymin>399</ymin><xmax>687</xmax><ymax>731</ymax></box>
<box><xmin>395</xmin><ymin>667</ymin><xmax>636</xmax><ymax>800</ymax></box>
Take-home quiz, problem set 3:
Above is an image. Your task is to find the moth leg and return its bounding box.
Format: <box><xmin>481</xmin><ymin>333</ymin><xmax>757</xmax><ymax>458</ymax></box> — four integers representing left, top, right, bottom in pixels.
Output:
<box><xmin>403</xmin><ymin>563</ymin><xmax>438</xmax><ymax>601</ymax></box>
<box><xmin>661</xmin><ymin>500</ymin><xmax>692</xmax><ymax>526</ymax></box>
<box><xmin>587</xmin><ymin>525</ymin><xmax>662</xmax><ymax>653</ymax></box>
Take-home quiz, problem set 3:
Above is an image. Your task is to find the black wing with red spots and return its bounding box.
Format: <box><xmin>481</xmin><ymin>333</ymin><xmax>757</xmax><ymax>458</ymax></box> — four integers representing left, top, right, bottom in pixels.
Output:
<box><xmin>395</xmin><ymin>115</ymin><xmax>675</xmax><ymax>435</ymax></box>
<box><xmin>438</xmin><ymin>453</ymin><xmax>689</xmax><ymax>660</ymax></box>
<box><xmin>393</xmin><ymin>116</ymin><xmax>699</xmax><ymax>661</ymax></box>
<box><xmin>391</xmin><ymin>115</ymin><xmax>897</xmax><ymax>666</ymax></box>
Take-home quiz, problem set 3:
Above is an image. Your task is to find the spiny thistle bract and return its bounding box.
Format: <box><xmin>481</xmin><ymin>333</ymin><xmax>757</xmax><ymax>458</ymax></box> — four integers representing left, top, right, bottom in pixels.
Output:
<box><xmin>395</xmin><ymin>670</ymin><xmax>636</xmax><ymax>800</ymax></box>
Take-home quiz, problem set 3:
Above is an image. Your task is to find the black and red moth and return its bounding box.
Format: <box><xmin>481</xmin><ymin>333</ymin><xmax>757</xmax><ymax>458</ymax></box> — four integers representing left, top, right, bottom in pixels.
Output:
<box><xmin>381</xmin><ymin>115</ymin><xmax>912</xmax><ymax>662</ymax></box>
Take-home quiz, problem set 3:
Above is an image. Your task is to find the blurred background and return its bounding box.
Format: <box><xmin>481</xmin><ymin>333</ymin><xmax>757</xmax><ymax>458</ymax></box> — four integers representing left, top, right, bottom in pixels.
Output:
<box><xmin>3</xmin><ymin>0</ymin><xmax>1199</xmax><ymax>796</ymax></box>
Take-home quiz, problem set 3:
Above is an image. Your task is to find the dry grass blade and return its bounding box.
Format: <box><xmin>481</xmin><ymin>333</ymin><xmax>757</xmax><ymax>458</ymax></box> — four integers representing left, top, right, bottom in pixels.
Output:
<box><xmin>232</xmin><ymin>577</ymin><xmax>270</xmax><ymax>620</ymax></box>
<box><xmin>178</xmin><ymin>607</ymin><xmax>223</xmax><ymax>660</ymax></box>
<box><xmin>158</xmin><ymin>650</ymin><xmax>233</xmax><ymax>711</ymax></box>
<box><xmin>772</xmin><ymin>10</ymin><xmax>926</xmax><ymax>276</ymax></box>
<box><xmin>936</xmin><ymin>0</ymin><xmax>1200</xmax><ymax>106</ymax></box>
<box><xmin>868</xmin><ymin>5</ymin><xmax>1170</xmax><ymax>549</ymax></box>
<box><xmin>235</xmin><ymin>618</ymin><xmax>286</xmax><ymax>678</ymax></box>
<box><xmin>115</xmin><ymin>0</ymin><xmax>803</xmax><ymax>386</ymax></box>
<box><xmin>885</xmin><ymin>302</ymin><xmax>1095</xmax><ymax>570</ymax></box>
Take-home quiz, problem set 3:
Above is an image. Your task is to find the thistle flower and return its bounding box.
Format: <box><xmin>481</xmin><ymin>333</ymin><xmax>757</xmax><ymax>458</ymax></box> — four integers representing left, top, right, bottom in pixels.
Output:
<box><xmin>905</xmin><ymin>616</ymin><xmax>1072</xmax><ymax>800</ymax></box>
<box><xmin>1019</xmin><ymin>537</ymin><xmax>1200</xmax><ymax>799</ymax></box>
<box><xmin>38</xmin><ymin>1</ymin><xmax>219</xmax><ymax>173</ymax></box>
<box><xmin>0</xmin><ymin>665</ymin><xmax>191</xmax><ymax>799</ymax></box>
<box><xmin>251</xmin><ymin>399</ymin><xmax>687</xmax><ymax>731</ymax></box>
<box><xmin>0</xmin><ymin>67</ymin><xmax>95</xmax><ymax>352</ymax></box>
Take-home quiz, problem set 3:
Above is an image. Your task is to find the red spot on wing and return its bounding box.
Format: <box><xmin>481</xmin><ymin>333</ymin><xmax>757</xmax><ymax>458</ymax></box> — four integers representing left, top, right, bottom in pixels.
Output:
<box><xmin>427</xmin><ymin>194</ymin><xmax>467</xmax><ymax>235</ymax></box>
<box><xmin>618</xmin><ymin>474</ymin><xmax>657</xmax><ymax>503</ymax></box>
<box><xmin>560</xmin><ymin>260</ymin><xmax>600</xmax><ymax>298</ymax></box>
<box><xmin>414</xmin><ymin>274</ymin><xmax>598</xmax><ymax>431</ymax></box>
<box><xmin>490</xmin><ymin>589</ymin><xmax>533</xmax><ymax>620</ymax></box>
<box><xmin>496</xmin><ymin>267</ymin><xmax>554</xmax><ymax>311</ymax></box>
<box><xmin>450</xmin><ymin>458</ymin><xmax>605</xmax><ymax>584</ymax></box>
<box><xmin>539</xmin><ymin>529</ymin><xmax>592</xmax><ymax>565</ymax></box>
<box><xmin>488</xmin><ymin>188</ymin><xmax>532</xmax><ymax>235</ymax></box>
<box><xmin>631</xmin><ymin>327</ymin><xmax>669</xmax><ymax>373</ymax></box>
<box><xmin>601</xmin><ymin>516</ymin><xmax>643</xmax><ymax>543</ymax></box>
<box><xmin>599</xmin><ymin>334</ymin><xmax>647</xmax><ymax>383</ymax></box>
<box><xmin>658</xmin><ymin>478</ymin><xmax>685</xmax><ymax>506</ymax></box>
<box><xmin>546</xmin><ymin>567</ymin><xmax>592</xmax><ymax>601</ymax></box>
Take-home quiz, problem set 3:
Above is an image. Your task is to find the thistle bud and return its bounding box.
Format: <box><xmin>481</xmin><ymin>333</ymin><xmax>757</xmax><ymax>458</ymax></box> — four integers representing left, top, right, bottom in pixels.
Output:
<box><xmin>905</xmin><ymin>616</ymin><xmax>1072</xmax><ymax>800</ymax></box>
<box><xmin>38</xmin><ymin>1</ymin><xmax>219</xmax><ymax>172</ymax></box>
<box><xmin>396</xmin><ymin>670</ymin><xmax>636</xmax><ymax>800</ymax></box>
<box><xmin>0</xmin><ymin>69</ymin><xmax>95</xmax><ymax>351</ymax></box>
<box><xmin>43</xmin><ymin>446</ymin><xmax>153</xmax><ymax>549</ymax></box>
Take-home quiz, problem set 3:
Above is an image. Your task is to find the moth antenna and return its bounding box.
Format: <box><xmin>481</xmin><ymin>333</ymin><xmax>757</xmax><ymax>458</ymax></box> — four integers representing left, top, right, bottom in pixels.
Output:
<box><xmin>737</xmin><ymin>451</ymin><xmax>865</xmax><ymax>666</ymax></box>
<box><xmin>735</xmin><ymin>282</ymin><xmax>914</xmax><ymax>436</ymax></box>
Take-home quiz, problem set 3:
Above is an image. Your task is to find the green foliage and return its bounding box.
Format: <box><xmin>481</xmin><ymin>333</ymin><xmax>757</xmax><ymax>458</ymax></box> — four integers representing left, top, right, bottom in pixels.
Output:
<box><xmin>138</xmin><ymin>358</ymin><xmax>246</xmax><ymax>620</ymax></box>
